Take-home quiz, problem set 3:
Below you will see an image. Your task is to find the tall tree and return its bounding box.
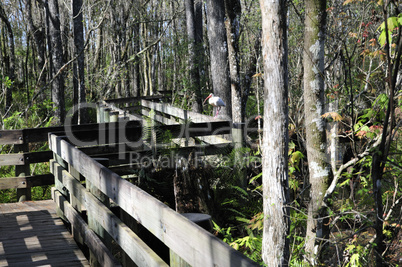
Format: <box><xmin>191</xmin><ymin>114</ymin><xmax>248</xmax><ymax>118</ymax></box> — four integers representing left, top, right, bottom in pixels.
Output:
<box><xmin>185</xmin><ymin>0</ymin><xmax>202</xmax><ymax>113</ymax></box>
<box><xmin>206</xmin><ymin>0</ymin><xmax>231</xmax><ymax>119</ymax></box>
<box><xmin>260</xmin><ymin>0</ymin><xmax>290</xmax><ymax>265</ymax></box>
<box><xmin>73</xmin><ymin>0</ymin><xmax>87</xmax><ymax>124</ymax></box>
<box><xmin>302</xmin><ymin>0</ymin><xmax>331</xmax><ymax>264</ymax></box>
<box><xmin>370</xmin><ymin>3</ymin><xmax>402</xmax><ymax>265</ymax></box>
<box><xmin>0</xmin><ymin>2</ymin><xmax>15</xmax><ymax>116</ymax></box>
<box><xmin>47</xmin><ymin>0</ymin><xmax>65</xmax><ymax>124</ymax></box>
<box><xmin>224</xmin><ymin>0</ymin><xmax>242</xmax><ymax>123</ymax></box>
<box><xmin>25</xmin><ymin>0</ymin><xmax>46</xmax><ymax>104</ymax></box>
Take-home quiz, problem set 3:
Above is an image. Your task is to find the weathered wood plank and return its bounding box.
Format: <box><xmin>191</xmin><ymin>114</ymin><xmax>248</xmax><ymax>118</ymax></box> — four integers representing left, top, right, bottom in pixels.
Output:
<box><xmin>142</xmin><ymin>99</ymin><xmax>221</xmax><ymax>123</ymax></box>
<box><xmin>104</xmin><ymin>95</ymin><xmax>169</xmax><ymax>105</ymax></box>
<box><xmin>13</xmin><ymin>120</ymin><xmax>141</xmax><ymax>143</ymax></box>
<box><xmin>142</xmin><ymin>108</ymin><xmax>179</xmax><ymax>125</ymax></box>
<box><xmin>0</xmin><ymin>200</ymin><xmax>89</xmax><ymax>267</ymax></box>
<box><xmin>0</xmin><ymin>153</ymin><xmax>25</xmax><ymax>166</ymax></box>
<box><xmin>0</xmin><ymin>174</ymin><xmax>54</xmax><ymax>190</ymax></box>
<box><xmin>0</xmin><ymin>130</ymin><xmax>24</xmax><ymax>144</ymax></box>
<box><xmin>52</xmin><ymin>189</ymin><xmax>122</xmax><ymax>267</ymax></box>
<box><xmin>141</xmin><ymin>100</ymin><xmax>232</xmax><ymax>146</ymax></box>
<box><xmin>49</xmin><ymin>134</ymin><xmax>258</xmax><ymax>267</ymax></box>
<box><xmin>0</xmin><ymin>151</ymin><xmax>53</xmax><ymax>166</ymax></box>
<box><xmin>51</xmin><ymin>160</ymin><xmax>168</xmax><ymax>267</ymax></box>
<box><xmin>101</xmin><ymin>101</ymin><xmax>144</xmax><ymax>122</ymax></box>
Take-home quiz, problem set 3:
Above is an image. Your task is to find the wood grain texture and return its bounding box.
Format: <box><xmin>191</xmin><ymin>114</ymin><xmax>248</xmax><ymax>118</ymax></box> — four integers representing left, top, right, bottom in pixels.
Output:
<box><xmin>0</xmin><ymin>200</ymin><xmax>89</xmax><ymax>267</ymax></box>
<box><xmin>0</xmin><ymin>174</ymin><xmax>54</xmax><ymax>189</ymax></box>
<box><xmin>49</xmin><ymin>133</ymin><xmax>258</xmax><ymax>267</ymax></box>
<box><xmin>51</xmin><ymin>160</ymin><xmax>168</xmax><ymax>267</ymax></box>
<box><xmin>52</xmin><ymin>189</ymin><xmax>121</xmax><ymax>267</ymax></box>
<box><xmin>0</xmin><ymin>130</ymin><xmax>23</xmax><ymax>145</ymax></box>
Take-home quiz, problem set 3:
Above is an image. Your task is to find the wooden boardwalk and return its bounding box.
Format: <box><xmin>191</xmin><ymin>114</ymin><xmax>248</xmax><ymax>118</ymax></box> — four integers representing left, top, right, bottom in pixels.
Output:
<box><xmin>0</xmin><ymin>200</ymin><xmax>89</xmax><ymax>267</ymax></box>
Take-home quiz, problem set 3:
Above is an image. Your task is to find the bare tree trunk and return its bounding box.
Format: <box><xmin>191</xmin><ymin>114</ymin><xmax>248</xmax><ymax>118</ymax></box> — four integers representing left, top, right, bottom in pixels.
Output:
<box><xmin>260</xmin><ymin>0</ymin><xmax>290</xmax><ymax>265</ymax></box>
<box><xmin>303</xmin><ymin>0</ymin><xmax>331</xmax><ymax>264</ymax></box>
<box><xmin>0</xmin><ymin>2</ymin><xmax>15</xmax><ymax>116</ymax></box>
<box><xmin>132</xmin><ymin>21</ymin><xmax>140</xmax><ymax>97</ymax></box>
<box><xmin>206</xmin><ymin>0</ymin><xmax>231</xmax><ymax>119</ymax></box>
<box><xmin>370</xmin><ymin>6</ymin><xmax>400</xmax><ymax>266</ymax></box>
<box><xmin>73</xmin><ymin>0</ymin><xmax>87</xmax><ymax>124</ymax></box>
<box><xmin>185</xmin><ymin>0</ymin><xmax>202</xmax><ymax>113</ymax></box>
<box><xmin>47</xmin><ymin>0</ymin><xmax>65</xmax><ymax>124</ymax></box>
<box><xmin>224</xmin><ymin>0</ymin><xmax>241</xmax><ymax>123</ymax></box>
<box><xmin>241</xmin><ymin>30</ymin><xmax>261</xmax><ymax>123</ymax></box>
<box><xmin>25</xmin><ymin>0</ymin><xmax>46</xmax><ymax>105</ymax></box>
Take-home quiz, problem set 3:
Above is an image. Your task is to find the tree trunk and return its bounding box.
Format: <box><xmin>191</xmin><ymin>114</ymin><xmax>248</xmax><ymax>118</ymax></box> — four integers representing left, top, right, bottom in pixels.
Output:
<box><xmin>0</xmin><ymin>2</ymin><xmax>15</xmax><ymax>116</ymax></box>
<box><xmin>73</xmin><ymin>0</ymin><xmax>87</xmax><ymax>124</ymax></box>
<box><xmin>25</xmin><ymin>0</ymin><xmax>46</xmax><ymax>105</ymax></box>
<box><xmin>241</xmin><ymin>30</ymin><xmax>261</xmax><ymax>123</ymax></box>
<box><xmin>47</xmin><ymin>0</ymin><xmax>65</xmax><ymax>124</ymax></box>
<box><xmin>224</xmin><ymin>0</ymin><xmax>242</xmax><ymax>123</ymax></box>
<box><xmin>260</xmin><ymin>0</ymin><xmax>290</xmax><ymax>265</ymax></box>
<box><xmin>194</xmin><ymin>1</ymin><xmax>204</xmax><ymax>98</ymax></box>
<box><xmin>185</xmin><ymin>0</ymin><xmax>202</xmax><ymax>113</ymax></box>
<box><xmin>206</xmin><ymin>0</ymin><xmax>231</xmax><ymax>119</ymax></box>
<box><xmin>370</xmin><ymin>7</ymin><xmax>399</xmax><ymax>266</ymax></box>
<box><xmin>303</xmin><ymin>0</ymin><xmax>331</xmax><ymax>264</ymax></box>
<box><xmin>132</xmin><ymin>21</ymin><xmax>140</xmax><ymax>97</ymax></box>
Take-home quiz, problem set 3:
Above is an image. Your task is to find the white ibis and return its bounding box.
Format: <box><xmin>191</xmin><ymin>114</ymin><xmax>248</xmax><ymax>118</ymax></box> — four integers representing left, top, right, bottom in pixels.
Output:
<box><xmin>203</xmin><ymin>93</ymin><xmax>226</xmax><ymax>117</ymax></box>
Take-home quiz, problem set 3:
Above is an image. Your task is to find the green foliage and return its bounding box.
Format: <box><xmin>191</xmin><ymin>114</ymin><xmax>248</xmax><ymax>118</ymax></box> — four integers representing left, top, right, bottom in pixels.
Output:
<box><xmin>209</xmin><ymin>146</ymin><xmax>263</xmax><ymax>264</ymax></box>
<box><xmin>213</xmin><ymin>215</ymin><xmax>263</xmax><ymax>264</ymax></box>
<box><xmin>0</xmin><ymin>190</ymin><xmax>16</xmax><ymax>203</ymax></box>
<box><xmin>377</xmin><ymin>15</ymin><xmax>402</xmax><ymax>47</ymax></box>
<box><xmin>2</xmin><ymin>99</ymin><xmax>56</xmax><ymax>130</ymax></box>
<box><xmin>288</xmin><ymin>203</ymin><xmax>308</xmax><ymax>266</ymax></box>
<box><xmin>1</xmin><ymin>75</ymin><xmax>13</xmax><ymax>88</ymax></box>
<box><xmin>345</xmin><ymin>243</ymin><xmax>368</xmax><ymax>267</ymax></box>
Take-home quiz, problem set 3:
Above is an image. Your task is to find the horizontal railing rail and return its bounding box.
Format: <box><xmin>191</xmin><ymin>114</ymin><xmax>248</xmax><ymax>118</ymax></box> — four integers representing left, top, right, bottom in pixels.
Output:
<box><xmin>49</xmin><ymin>132</ymin><xmax>258</xmax><ymax>267</ymax></box>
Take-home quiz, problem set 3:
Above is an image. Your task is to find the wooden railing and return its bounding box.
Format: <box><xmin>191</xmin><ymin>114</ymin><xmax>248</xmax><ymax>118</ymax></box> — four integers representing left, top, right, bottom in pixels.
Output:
<box><xmin>0</xmin><ymin>122</ymin><xmax>135</xmax><ymax>201</ymax></box>
<box><xmin>49</xmin><ymin>130</ymin><xmax>258</xmax><ymax>266</ymax></box>
<box><xmin>1</xmin><ymin>95</ymin><xmax>259</xmax><ymax>265</ymax></box>
<box><xmin>0</xmin><ymin>95</ymin><xmax>169</xmax><ymax>201</ymax></box>
<box><xmin>1</xmin><ymin>94</ymin><xmax>255</xmax><ymax>203</ymax></box>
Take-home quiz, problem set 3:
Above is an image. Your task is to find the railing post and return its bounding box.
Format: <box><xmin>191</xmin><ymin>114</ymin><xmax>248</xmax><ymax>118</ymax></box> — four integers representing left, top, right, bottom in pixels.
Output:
<box><xmin>103</xmin><ymin>108</ymin><xmax>111</xmax><ymax>123</ymax></box>
<box><xmin>15</xmin><ymin>139</ymin><xmax>31</xmax><ymax>201</ymax></box>
<box><xmin>86</xmin><ymin>158</ymin><xmax>112</xmax><ymax>267</ymax></box>
<box><xmin>110</xmin><ymin>111</ymin><xmax>119</xmax><ymax>122</ymax></box>
<box><xmin>97</xmin><ymin>103</ymin><xmax>105</xmax><ymax>123</ymax></box>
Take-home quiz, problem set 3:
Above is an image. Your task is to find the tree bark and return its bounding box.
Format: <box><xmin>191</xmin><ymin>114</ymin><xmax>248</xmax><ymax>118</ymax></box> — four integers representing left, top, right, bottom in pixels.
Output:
<box><xmin>47</xmin><ymin>0</ymin><xmax>65</xmax><ymax>124</ymax></box>
<box><xmin>260</xmin><ymin>0</ymin><xmax>290</xmax><ymax>266</ymax></box>
<box><xmin>132</xmin><ymin>20</ymin><xmax>141</xmax><ymax>97</ymax></box>
<box><xmin>0</xmin><ymin>2</ymin><xmax>15</xmax><ymax>116</ymax></box>
<box><xmin>303</xmin><ymin>0</ymin><xmax>331</xmax><ymax>264</ymax></box>
<box><xmin>25</xmin><ymin>0</ymin><xmax>46</xmax><ymax>105</ymax></box>
<box><xmin>73</xmin><ymin>0</ymin><xmax>87</xmax><ymax>124</ymax></box>
<box><xmin>185</xmin><ymin>0</ymin><xmax>202</xmax><ymax>113</ymax></box>
<box><xmin>206</xmin><ymin>0</ymin><xmax>231</xmax><ymax>119</ymax></box>
<box><xmin>370</xmin><ymin>6</ymin><xmax>400</xmax><ymax>266</ymax></box>
<box><xmin>224</xmin><ymin>0</ymin><xmax>242</xmax><ymax>123</ymax></box>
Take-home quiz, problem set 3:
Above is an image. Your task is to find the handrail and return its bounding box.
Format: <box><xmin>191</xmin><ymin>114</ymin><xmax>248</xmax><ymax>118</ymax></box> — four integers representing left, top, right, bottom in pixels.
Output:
<box><xmin>49</xmin><ymin>132</ymin><xmax>258</xmax><ymax>267</ymax></box>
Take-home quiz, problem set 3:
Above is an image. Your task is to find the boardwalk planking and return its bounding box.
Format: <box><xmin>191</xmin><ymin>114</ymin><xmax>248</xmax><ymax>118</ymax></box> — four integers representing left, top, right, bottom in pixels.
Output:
<box><xmin>0</xmin><ymin>200</ymin><xmax>89</xmax><ymax>267</ymax></box>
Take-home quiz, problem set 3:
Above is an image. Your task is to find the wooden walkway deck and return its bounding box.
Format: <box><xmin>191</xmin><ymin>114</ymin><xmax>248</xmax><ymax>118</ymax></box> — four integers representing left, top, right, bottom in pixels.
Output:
<box><xmin>0</xmin><ymin>200</ymin><xmax>89</xmax><ymax>267</ymax></box>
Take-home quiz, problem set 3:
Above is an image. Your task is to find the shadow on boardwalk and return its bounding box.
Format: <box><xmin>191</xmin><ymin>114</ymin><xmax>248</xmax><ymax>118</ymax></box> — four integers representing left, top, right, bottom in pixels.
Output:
<box><xmin>0</xmin><ymin>200</ymin><xmax>89</xmax><ymax>267</ymax></box>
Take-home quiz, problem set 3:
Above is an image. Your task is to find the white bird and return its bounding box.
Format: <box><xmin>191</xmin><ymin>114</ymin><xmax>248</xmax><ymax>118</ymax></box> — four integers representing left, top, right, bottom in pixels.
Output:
<box><xmin>203</xmin><ymin>93</ymin><xmax>226</xmax><ymax>118</ymax></box>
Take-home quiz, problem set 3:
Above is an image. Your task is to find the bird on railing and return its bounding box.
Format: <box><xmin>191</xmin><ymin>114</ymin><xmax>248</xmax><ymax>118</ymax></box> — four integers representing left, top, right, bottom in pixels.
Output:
<box><xmin>203</xmin><ymin>93</ymin><xmax>226</xmax><ymax>118</ymax></box>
